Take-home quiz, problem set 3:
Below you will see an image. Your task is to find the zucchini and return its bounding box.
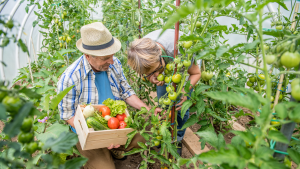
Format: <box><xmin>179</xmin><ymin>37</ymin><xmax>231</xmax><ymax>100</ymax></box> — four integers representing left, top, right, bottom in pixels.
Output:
<box><xmin>86</xmin><ymin>117</ymin><xmax>106</xmax><ymax>131</ymax></box>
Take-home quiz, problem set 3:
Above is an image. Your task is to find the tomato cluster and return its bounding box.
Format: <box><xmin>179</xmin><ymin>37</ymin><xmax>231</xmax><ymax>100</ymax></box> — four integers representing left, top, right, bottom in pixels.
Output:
<box><xmin>246</xmin><ymin>74</ymin><xmax>266</xmax><ymax>91</ymax></box>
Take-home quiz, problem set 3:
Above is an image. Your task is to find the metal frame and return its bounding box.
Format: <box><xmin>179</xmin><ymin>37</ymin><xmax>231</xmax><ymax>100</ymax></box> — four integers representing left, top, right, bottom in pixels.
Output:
<box><xmin>0</xmin><ymin>0</ymin><xmax>23</xmax><ymax>80</ymax></box>
<box><xmin>15</xmin><ymin>3</ymin><xmax>37</xmax><ymax>69</ymax></box>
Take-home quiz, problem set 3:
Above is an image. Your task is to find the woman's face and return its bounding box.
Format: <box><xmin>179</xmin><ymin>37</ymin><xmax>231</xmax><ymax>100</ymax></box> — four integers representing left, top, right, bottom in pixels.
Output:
<box><xmin>145</xmin><ymin>58</ymin><xmax>165</xmax><ymax>80</ymax></box>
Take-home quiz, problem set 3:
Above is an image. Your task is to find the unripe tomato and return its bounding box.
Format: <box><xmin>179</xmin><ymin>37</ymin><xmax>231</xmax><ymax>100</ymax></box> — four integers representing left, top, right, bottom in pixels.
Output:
<box><xmin>59</xmin><ymin>36</ymin><xmax>63</xmax><ymax>41</ymax></box>
<box><xmin>177</xmin><ymin>62</ymin><xmax>183</xmax><ymax>69</ymax></box>
<box><xmin>135</xmin><ymin>21</ymin><xmax>140</xmax><ymax>26</ymax></box>
<box><xmin>54</xmin><ymin>18</ymin><xmax>59</xmax><ymax>23</ymax></box>
<box><xmin>249</xmin><ymin>76</ymin><xmax>256</xmax><ymax>83</ymax></box>
<box><xmin>225</xmin><ymin>72</ymin><xmax>230</xmax><ymax>77</ymax></box>
<box><xmin>174</xmin><ymin>57</ymin><xmax>181</xmax><ymax>63</ymax></box>
<box><xmin>269</xmin><ymin>127</ymin><xmax>278</xmax><ymax>131</ymax></box>
<box><xmin>163</xmin><ymin>98</ymin><xmax>171</xmax><ymax>105</ymax></box>
<box><xmin>0</xmin><ymin>90</ymin><xmax>7</xmax><ymax>102</ymax></box>
<box><xmin>164</xmin><ymin>69</ymin><xmax>171</xmax><ymax>75</ymax></box>
<box><xmin>164</xmin><ymin>76</ymin><xmax>171</xmax><ymax>83</ymax></box>
<box><xmin>291</xmin><ymin>85</ymin><xmax>300</xmax><ymax>101</ymax></box>
<box><xmin>63</xmin><ymin>11</ymin><xmax>67</xmax><ymax>16</ymax></box>
<box><xmin>2</xmin><ymin>96</ymin><xmax>23</xmax><ymax>113</ymax></box>
<box><xmin>271</xmin><ymin>103</ymin><xmax>274</xmax><ymax>109</ymax></box>
<box><xmin>279</xmin><ymin>94</ymin><xmax>283</xmax><ymax>100</ymax></box>
<box><xmin>246</xmin><ymin>81</ymin><xmax>253</xmax><ymax>87</ymax></box>
<box><xmin>270</xmin><ymin>96</ymin><xmax>274</xmax><ymax>102</ymax></box>
<box><xmin>276</xmin><ymin>25</ymin><xmax>283</xmax><ymax>30</ymax></box>
<box><xmin>205</xmin><ymin>71</ymin><xmax>213</xmax><ymax>80</ymax></box>
<box><xmin>254</xmin><ymin>86</ymin><xmax>259</xmax><ymax>91</ymax></box>
<box><xmin>266</xmin><ymin>54</ymin><xmax>276</xmax><ymax>64</ymax></box>
<box><xmin>157</xmin><ymin>74</ymin><xmax>164</xmax><ymax>81</ymax></box>
<box><xmin>166</xmin><ymin>86</ymin><xmax>175</xmax><ymax>93</ymax></box>
<box><xmin>156</xmin><ymin>136</ymin><xmax>162</xmax><ymax>140</ymax></box>
<box><xmin>258</xmin><ymin>74</ymin><xmax>265</xmax><ymax>80</ymax></box>
<box><xmin>280</xmin><ymin>52</ymin><xmax>300</xmax><ymax>68</ymax></box>
<box><xmin>77</xmin><ymin>29</ymin><xmax>80</xmax><ymax>33</ymax></box>
<box><xmin>259</xmin><ymin>80</ymin><xmax>265</xmax><ymax>85</ymax></box>
<box><xmin>271</xmin><ymin>118</ymin><xmax>280</xmax><ymax>125</ymax></box>
<box><xmin>153</xmin><ymin>140</ymin><xmax>160</xmax><ymax>146</ymax></box>
<box><xmin>166</xmin><ymin>64</ymin><xmax>174</xmax><ymax>71</ymax></box>
<box><xmin>183</xmin><ymin>60</ymin><xmax>191</xmax><ymax>67</ymax></box>
<box><xmin>291</xmin><ymin>78</ymin><xmax>300</xmax><ymax>89</ymax></box>
<box><xmin>62</xmin><ymin>36</ymin><xmax>66</xmax><ymax>41</ymax></box>
<box><xmin>21</xmin><ymin>118</ymin><xmax>33</xmax><ymax>133</ymax></box>
<box><xmin>183</xmin><ymin>41</ymin><xmax>193</xmax><ymax>49</ymax></box>
<box><xmin>196</xmin><ymin>21</ymin><xmax>201</xmax><ymax>28</ymax></box>
<box><xmin>263</xmin><ymin>44</ymin><xmax>269</xmax><ymax>51</ymax></box>
<box><xmin>5</xmin><ymin>20</ymin><xmax>14</xmax><ymax>29</ymax></box>
<box><xmin>59</xmin><ymin>43</ymin><xmax>63</xmax><ymax>47</ymax></box>
<box><xmin>18</xmin><ymin>132</ymin><xmax>34</xmax><ymax>144</ymax></box>
<box><xmin>25</xmin><ymin>142</ymin><xmax>38</xmax><ymax>154</ymax></box>
<box><xmin>168</xmin><ymin>92</ymin><xmax>177</xmax><ymax>101</ymax></box>
<box><xmin>172</xmin><ymin>74</ymin><xmax>182</xmax><ymax>83</ymax></box>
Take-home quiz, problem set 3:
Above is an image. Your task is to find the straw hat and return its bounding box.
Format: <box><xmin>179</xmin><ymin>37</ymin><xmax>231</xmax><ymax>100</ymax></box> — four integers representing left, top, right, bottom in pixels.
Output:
<box><xmin>76</xmin><ymin>22</ymin><xmax>121</xmax><ymax>56</ymax></box>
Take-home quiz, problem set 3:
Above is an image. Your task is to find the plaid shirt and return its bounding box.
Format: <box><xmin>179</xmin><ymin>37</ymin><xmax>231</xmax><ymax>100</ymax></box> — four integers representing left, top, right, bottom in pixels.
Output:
<box><xmin>57</xmin><ymin>55</ymin><xmax>136</xmax><ymax>120</ymax></box>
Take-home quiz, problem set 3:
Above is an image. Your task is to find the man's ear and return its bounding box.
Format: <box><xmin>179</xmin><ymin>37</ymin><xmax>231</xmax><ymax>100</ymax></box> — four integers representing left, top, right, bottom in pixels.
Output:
<box><xmin>85</xmin><ymin>54</ymin><xmax>90</xmax><ymax>60</ymax></box>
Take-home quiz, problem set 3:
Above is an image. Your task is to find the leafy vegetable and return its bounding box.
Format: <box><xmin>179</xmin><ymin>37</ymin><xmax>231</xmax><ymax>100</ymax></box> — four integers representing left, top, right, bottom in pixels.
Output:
<box><xmin>102</xmin><ymin>98</ymin><xmax>127</xmax><ymax>117</ymax></box>
<box><xmin>94</xmin><ymin>113</ymin><xmax>109</xmax><ymax>129</ymax></box>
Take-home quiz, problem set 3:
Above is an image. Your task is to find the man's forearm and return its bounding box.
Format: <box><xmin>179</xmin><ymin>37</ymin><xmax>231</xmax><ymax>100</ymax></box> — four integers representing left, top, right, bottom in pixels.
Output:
<box><xmin>125</xmin><ymin>95</ymin><xmax>150</xmax><ymax>111</ymax></box>
<box><xmin>66</xmin><ymin>116</ymin><xmax>75</xmax><ymax>128</ymax></box>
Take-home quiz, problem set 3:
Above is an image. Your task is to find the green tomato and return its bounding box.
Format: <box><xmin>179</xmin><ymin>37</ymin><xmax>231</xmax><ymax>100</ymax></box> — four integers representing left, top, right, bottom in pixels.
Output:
<box><xmin>174</xmin><ymin>57</ymin><xmax>181</xmax><ymax>64</ymax></box>
<box><xmin>259</xmin><ymin>80</ymin><xmax>265</xmax><ymax>85</ymax></box>
<box><xmin>183</xmin><ymin>41</ymin><xmax>193</xmax><ymax>49</ymax></box>
<box><xmin>166</xmin><ymin>86</ymin><xmax>175</xmax><ymax>93</ymax></box>
<box><xmin>266</xmin><ymin>54</ymin><xmax>276</xmax><ymax>64</ymax></box>
<box><xmin>291</xmin><ymin>78</ymin><xmax>300</xmax><ymax>89</ymax></box>
<box><xmin>135</xmin><ymin>21</ymin><xmax>140</xmax><ymax>26</ymax></box>
<box><xmin>263</xmin><ymin>44</ymin><xmax>269</xmax><ymax>51</ymax></box>
<box><xmin>156</xmin><ymin>135</ymin><xmax>162</xmax><ymax>140</ymax></box>
<box><xmin>0</xmin><ymin>90</ymin><xmax>7</xmax><ymax>102</ymax></box>
<box><xmin>258</xmin><ymin>74</ymin><xmax>265</xmax><ymax>80</ymax></box>
<box><xmin>271</xmin><ymin>118</ymin><xmax>280</xmax><ymax>125</ymax></box>
<box><xmin>205</xmin><ymin>71</ymin><xmax>213</xmax><ymax>80</ymax></box>
<box><xmin>276</xmin><ymin>25</ymin><xmax>283</xmax><ymax>30</ymax></box>
<box><xmin>2</xmin><ymin>96</ymin><xmax>23</xmax><ymax>114</ymax></box>
<box><xmin>177</xmin><ymin>62</ymin><xmax>183</xmax><ymax>69</ymax></box>
<box><xmin>18</xmin><ymin>132</ymin><xmax>34</xmax><ymax>144</ymax></box>
<box><xmin>269</xmin><ymin>127</ymin><xmax>278</xmax><ymax>131</ymax></box>
<box><xmin>270</xmin><ymin>96</ymin><xmax>274</xmax><ymax>102</ymax></box>
<box><xmin>196</xmin><ymin>21</ymin><xmax>201</xmax><ymax>28</ymax></box>
<box><xmin>153</xmin><ymin>140</ymin><xmax>160</xmax><ymax>146</ymax></box>
<box><xmin>246</xmin><ymin>81</ymin><xmax>254</xmax><ymax>87</ymax></box>
<box><xmin>164</xmin><ymin>76</ymin><xmax>171</xmax><ymax>83</ymax></box>
<box><xmin>164</xmin><ymin>68</ymin><xmax>171</xmax><ymax>75</ymax></box>
<box><xmin>26</xmin><ymin>142</ymin><xmax>38</xmax><ymax>154</ymax></box>
<box><xmin>5</xmin><ymin>20</ymin><xmax>14</xmax><ymax>29</ymax></box>
<box><xmin>249</xmin><ymin>76</ymin><xmax>256</xmax><ymax>83</ymax></box>
<box><xmin>55</xmin><ymin>18</ymin><xmax>59</xmax><ymax>24</ymax></box>
<box><xmin>21</xmin><ymin>118</ymin><xmax>33</xmax><ymax>133</ymax></box>
<box><xmin>168</xmin><ymin>92</ymin><xmax>177</xmax><ymax>101</ymax></box>
<box><xmin>291</xmin><ymin>85</ymin><xmax>300</xmax><ymax>101</ymax></box>
<box><xmin>157</xmin><ymin>74</ymin><xmax>164</xmax><ymax>81</ymax></box>
<box><xmin>172</xmin><ymin>74</ymin><xmax>182</xmax><ymax>83</ymax></box>
<box><xmin>163</xmin><ymin>98</ymin><xmax>171</xmax><ymax>105</ymax></box>
<box><xmin>183</xmin><ymin>60</ymin><xmax>191</xmax><ymax>67</ymax></box>
<box><xmin>280</xmin><ymin>52</ymin><xmax>300</xmax><ymax>68</ymax></box>
<box><xmin>166</xmin><ymin>63</ymin><xmax>174</xmax><ymax>71</ymax></box>
<box><xmin>254</xmin><ymin>85</ymin><xmax>259</xmax><ymax>91</ymax></box>
<box><xmin>279</xmin><ymin>94</ymin><xmax>283</xmax><ymax>100</ymax></box>
<box><xmin>63</xmin><ymin>11</ymin><xmax>67</xmax><ymax>16</ymax></box>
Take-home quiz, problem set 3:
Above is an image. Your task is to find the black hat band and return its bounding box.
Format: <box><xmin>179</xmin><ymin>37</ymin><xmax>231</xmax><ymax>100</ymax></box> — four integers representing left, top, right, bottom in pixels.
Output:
<box><xmin>82</xmin><ymin>38</ymin><xmax>114</xmax><ymax>50</ymax></box>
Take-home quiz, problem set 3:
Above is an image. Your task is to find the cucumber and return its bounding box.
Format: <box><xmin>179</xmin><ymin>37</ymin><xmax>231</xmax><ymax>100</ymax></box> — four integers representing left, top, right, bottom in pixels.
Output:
<box><xmin>86</xmin><ymin>117</ymin><xmax>106</xmax><ymax>131</ymax></box>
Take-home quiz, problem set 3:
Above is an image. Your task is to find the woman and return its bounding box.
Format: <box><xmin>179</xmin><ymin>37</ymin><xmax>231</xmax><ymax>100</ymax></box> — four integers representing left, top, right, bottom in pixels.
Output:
<box><xmin>127</xmin><ymin>29</ymin><xmax>201</xmax><ymax>156</ymax></box>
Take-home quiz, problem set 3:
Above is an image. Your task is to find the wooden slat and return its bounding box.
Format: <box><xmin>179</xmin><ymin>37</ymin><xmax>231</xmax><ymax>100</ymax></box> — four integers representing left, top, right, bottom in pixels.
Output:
<box><xmin>182</xmin><ymin>128</ymin><xmax>210</xmax><ymax>155</ymax></box>
<box><xmin>87</xmin><ymin>128</ymin><xmax>134</xmax><ymax>141</ymax></box>
<box><xmin>74</xmin><ymin>114</ymin><xmax>87</xmax><ymax>150</ymax></box>
<box><xmin>84</xmin><ymin>137</ymin><xmax>128</xmax><ymax>150</ymax></box>
<box><xmin>228</xmin><ymin>116</ymin><xmax>246</xmax><ymax>131</ymax></box>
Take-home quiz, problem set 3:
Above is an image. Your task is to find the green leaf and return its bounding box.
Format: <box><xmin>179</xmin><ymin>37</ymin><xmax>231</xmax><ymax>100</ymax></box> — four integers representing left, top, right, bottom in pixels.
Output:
<box><xmin>57</xmin><ymin>49</ymin><xmax>76</xmax><ymax>56</ymax></box>
<box><xmin>218</xmin><ymin>63</ymin><xmax>231</xmax><ymax>70</ymax></box>
<box><xmin>216</xmin><ymin>46</ymin><xmax>229</xmax><ymax>58</ymax></box>
<box><xmin>18</xmin><ymin>39</ymin><xmax>29</xmax><ymax>54</ymax></box>
<box><xmin>244</xmin><ymin>39</ymin><xmax>260</xmax><ymax>50</ymax></box>
<box><xmin>125</xmin><ymin>130</ymin><xmax>138</xmax><ymax>148</ymax></box>
<box><xmin>287</xmin><ymin>148</ymin><xmax>300</xmax><ymax>165</ymax></box>
<box><xmin>50</xmin><ymin>85</ymin><xmax>74</xmax><ymax>110</ymax></box>
<box><xmin>196</xmin><ymin>130</ymin><xmax>218</xmax><ymax>148</ymax></box>
<box><xmin>141</xmin><ymin>133</ymin><xmax>150</xmax><ymax>141</ymax></box>
<box><xmin>123</xmin><ymin>148</ymin><xmax>143</xmax><ymax>156</ymax></box>
<box><xmin>181</xmin><ymin>100</ymin><xmax>193</xmax><ymax>119</ymax></box>
<box><xmin>195</xmin><ymin>85</ymin><xmax>211</xmax><ymax>95</ymax></box>
<box><xmin>275</xmin><ymin>103</ymin><xmax>287</xmax><ymax>119</ymax></box>
<box><xmin>237</xmin><ymin>55</ymin><xmax>246</xmax><ymax>62</ymax></box>
<box><xmin>43</xmin><ymin>132</ymin><xmax>78</xmax><ymax>153</ymax></box>
<box><xmin>43</xmin><ymin>94</ymin><xmax>50</xmax><ymax>111</ymax></box>
<box><xmin>181</xmin><ymin>114</ymin><xmax>198</xmax><ymax>129</ymax></box>
<box><xmin>154</xmin><ymin>154</ymin><xmax>170</xmax><ymax>165</ymax></box>
<box><xmin>205</xmin><ymin>91</ymin><xmax>259</xmax><ymax>112</ymax></box>
<box><xmin>267</xmin><ymin>130</ymin><xmax>289</xmax><ymax>144</ymax></box>
<box><xmin>19</xmin><ymin>88</ymin><xmax>42</xmax><ymax>99</ymax></box>
<box><xmin>137</xmin><ymin>142</ymin><xmax>147</xmax><ymax>150</ymax></box>
<box><xmin>0</xmin><ymin>104</ymin><xmax>7</xmax><ymax>120</ymax></box>
<box><xmin>64</xmin><ymin>157</ymin><xmax>88</xmax><ymax>169</ymax></box>
<box><xmin>36</xmin><ymin>122</ymin><xmax>69</xmax><ymax>144</ymax></box>
<box><xmin>177</xmin><ymin>157</ymin><xmax>190</xmax><ymax>166</ymax></box>
<box><xmin>184</xmin><ymin>80</ymin><xmax>191</xmax><ymax>94</ymax></box>
<box><xmin>195</xmin><ymin>99</ymin><xmax>205</xmax><ymax>116</ymax></box>
<box><xmin>3</xmin><ymin>102</ymin><xmax>33</xmax><ymax>137</ymax></box>
<box><xmin>231</xmin><ymin>131</ymin><xmax>255</xmax><ymax>143</ymax></box>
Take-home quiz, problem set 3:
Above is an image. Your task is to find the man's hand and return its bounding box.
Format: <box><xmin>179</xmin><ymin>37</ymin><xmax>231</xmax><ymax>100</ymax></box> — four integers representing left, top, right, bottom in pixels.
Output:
<box><xmin>154</xmin><ymin>107</ymin><xmax>163</xmax><ymax>116</ymax></box>
<box><xmin>176</xmin><ymin>95</ymin><xmax>188</xmax><ymax>111</ymax></box>
<box><xmin>107</xmin><ymin>144</ymin><xmax>120</xmax><ymax>149</ymax></box>
<box><xmin>149</xmin><ymin>74</ymin><xmax>165</xmax><ymax>86</ymax></box>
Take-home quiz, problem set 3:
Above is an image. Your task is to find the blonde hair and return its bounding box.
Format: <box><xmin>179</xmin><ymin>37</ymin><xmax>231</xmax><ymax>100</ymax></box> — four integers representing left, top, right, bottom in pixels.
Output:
<box><xmin>127</xmin><ymin>38</ymin><xmax>161</xmax><ymax>75</ymax></box>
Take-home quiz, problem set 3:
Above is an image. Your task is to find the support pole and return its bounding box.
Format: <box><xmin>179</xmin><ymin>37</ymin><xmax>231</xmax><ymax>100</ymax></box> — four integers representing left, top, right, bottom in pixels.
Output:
<box><xmin>273</xmin><ymin>3</ymin><xmax>299</xmax><ymax>160</ymax></box>
<box><xmin>171</xmin><ymin>0</ymin><xmax>180</xmax><ymax>141</ymax></box>
<box><xmin>138</xmin><ymin>0</ymin><xmax>141</xmax><ymax>39</ymax></box>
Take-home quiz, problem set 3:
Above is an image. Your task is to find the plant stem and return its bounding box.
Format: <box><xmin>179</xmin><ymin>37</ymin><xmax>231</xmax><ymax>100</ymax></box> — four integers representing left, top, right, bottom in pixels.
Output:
<box><xmin>271</xmin><ymin>71</ymin><xmax>300</xmax><ymax>80</ymax></box>
<box><xmin>200</xmin><ymin>10</ymin><xmax>213</xmax><ymax>37</ymax></box>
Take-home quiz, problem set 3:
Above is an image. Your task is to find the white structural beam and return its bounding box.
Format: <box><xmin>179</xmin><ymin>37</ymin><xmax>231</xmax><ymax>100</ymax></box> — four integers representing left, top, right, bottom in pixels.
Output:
<box><xmin>28</xmin><ymin>15</ymin><xmax>38</xmax><ymax>59</ymax></box>
<box><xmin>0</xmin><ymin>0</ymin><xmax>23</xmax><ymax>80</ymax></box>
<box><xmin>15</xmin><ymin>3</ymin><xmax>37</xmax><ymax>69</ymax></box>
<box><xmin>0</xmin><ymin>0</ymin><xmax>9</xmax><ymax>13</ymax></box>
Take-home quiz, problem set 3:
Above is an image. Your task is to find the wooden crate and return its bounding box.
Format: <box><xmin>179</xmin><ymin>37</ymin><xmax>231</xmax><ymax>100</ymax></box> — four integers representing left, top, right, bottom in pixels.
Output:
<box><xmin>74</xmin><ymin>105</ymin><xmax>134</xmax><ymax>150</ymax></box>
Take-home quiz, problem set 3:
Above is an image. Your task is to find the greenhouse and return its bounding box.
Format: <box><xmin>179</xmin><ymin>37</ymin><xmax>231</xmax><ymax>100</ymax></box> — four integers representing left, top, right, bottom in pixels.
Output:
<box><xmin>0</xmin><ymin>0</ymin><xmax>300</xmax><ymax>168</ymax></box>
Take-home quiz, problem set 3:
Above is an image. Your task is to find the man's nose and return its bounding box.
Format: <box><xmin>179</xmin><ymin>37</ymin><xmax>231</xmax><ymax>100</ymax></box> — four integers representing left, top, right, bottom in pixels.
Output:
<box><xmin>107</xmin><ymin>57</ymin><xmax>114</xmax><ymax>65</ymax></box>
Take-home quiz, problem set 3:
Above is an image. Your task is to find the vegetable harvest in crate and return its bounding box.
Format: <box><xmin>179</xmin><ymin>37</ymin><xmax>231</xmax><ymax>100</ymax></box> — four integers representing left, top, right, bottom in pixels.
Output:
<box><xmin>82</xmin><ymin>98</ymin><xmax>131</xmax><ymax>130</ymax></box>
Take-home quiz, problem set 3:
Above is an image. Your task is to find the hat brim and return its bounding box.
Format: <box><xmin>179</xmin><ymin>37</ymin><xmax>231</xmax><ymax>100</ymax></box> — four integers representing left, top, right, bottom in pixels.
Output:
<box><xmin>76</xmin><ymin>37</ymin><xmax>121</xmax><ymax>56</ymax></box>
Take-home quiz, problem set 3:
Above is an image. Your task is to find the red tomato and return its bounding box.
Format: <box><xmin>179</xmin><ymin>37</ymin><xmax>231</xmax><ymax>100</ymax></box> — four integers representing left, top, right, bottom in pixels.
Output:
<box><xmin>100</xmin><ymin>106</ymin><xmax>111</xmax><ymax>117</ymax></box>
<box><xmin>116</xmin><ymin>113</ymin><xmax>126</xmax><ymax>121</ymax></box>
<box><xmin>108</xmin><ymin>117</ymin><xmax>119</xmax><ymax>129</ymax></box>
<box><xmin>118</xmin><ymin>121</ymin><xmax>127</xmax><ymax>129</ymax></box>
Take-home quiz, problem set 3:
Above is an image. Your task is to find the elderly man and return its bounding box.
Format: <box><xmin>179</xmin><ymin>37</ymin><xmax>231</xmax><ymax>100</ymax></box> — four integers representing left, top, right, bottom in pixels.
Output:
<box><xmin>57</xmin><ymin>22</ymin><xmax>158</xmax><ymax>169</ymax></box>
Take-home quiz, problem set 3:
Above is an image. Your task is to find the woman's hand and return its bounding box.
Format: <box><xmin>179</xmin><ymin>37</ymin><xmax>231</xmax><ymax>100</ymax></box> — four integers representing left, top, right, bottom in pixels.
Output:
<box><xmin>175</xmin><ymin>95</ymin><xmax>187</xmax><ymax>110</ymax></box>
<box><xmin>149</xmin><ymin>74</ymin><xmax>165</xmax><ymax>86</ymax></box>
<box><xmin>107</xmin><ymin>144</ymin><xmax>120</xmax><ymax>149</ymax></box>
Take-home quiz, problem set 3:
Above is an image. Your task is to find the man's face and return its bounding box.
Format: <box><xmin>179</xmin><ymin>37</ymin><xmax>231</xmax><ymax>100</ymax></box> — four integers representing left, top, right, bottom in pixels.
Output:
<box><xmin>85</xmin><ymin>54</ymin><xmax>114</xmax><ymax>72</ymax></box>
